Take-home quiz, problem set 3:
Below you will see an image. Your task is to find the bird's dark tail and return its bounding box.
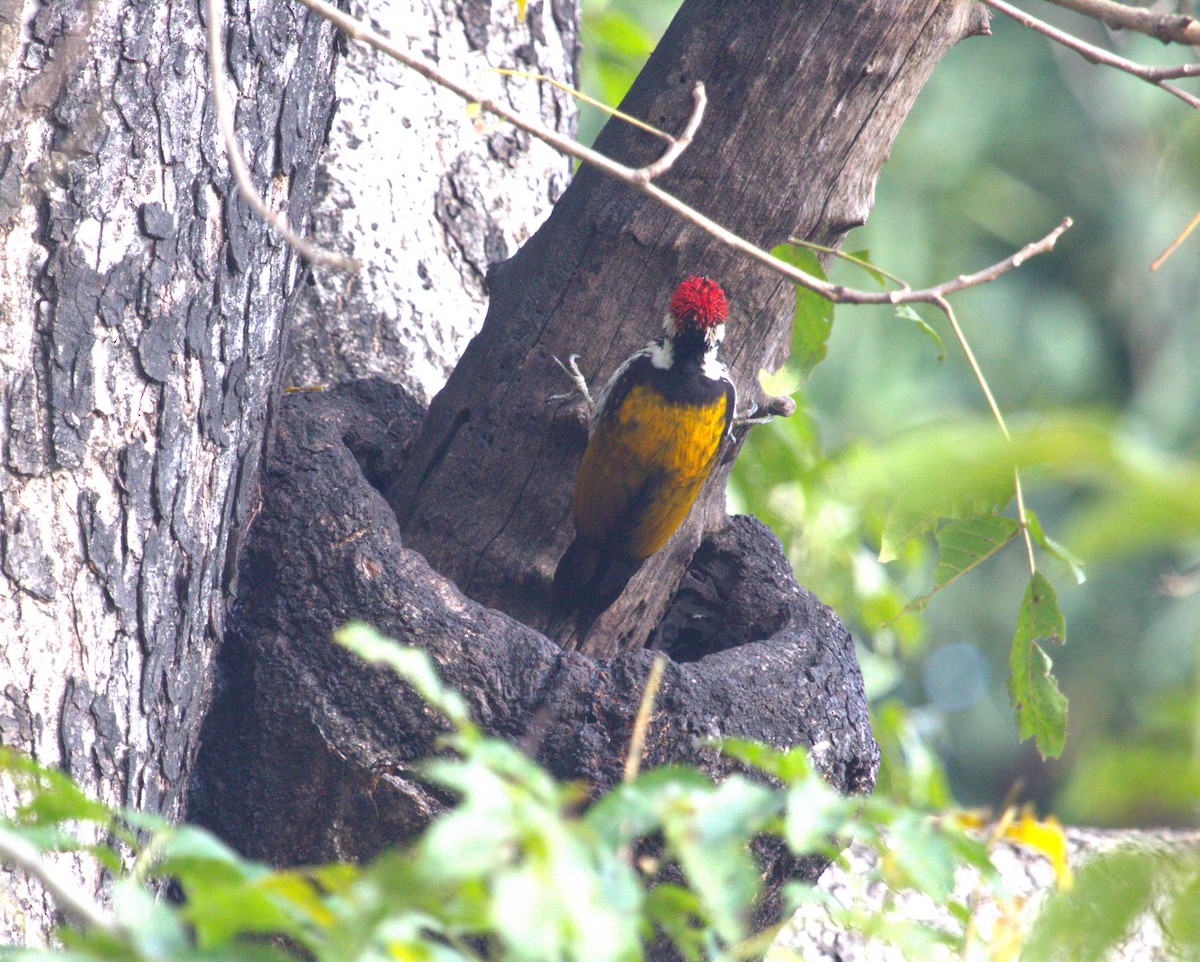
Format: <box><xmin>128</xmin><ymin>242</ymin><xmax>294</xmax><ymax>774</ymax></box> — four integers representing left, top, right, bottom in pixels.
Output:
<box><xmin>553</xmin><ymin>534</ymin><xmax>605</xmax><ymax>614</ymax></box>
<box><xmin>552</xmin><ymin>535</ymin><xmax>642</xmax><ymax>629</ymax></box>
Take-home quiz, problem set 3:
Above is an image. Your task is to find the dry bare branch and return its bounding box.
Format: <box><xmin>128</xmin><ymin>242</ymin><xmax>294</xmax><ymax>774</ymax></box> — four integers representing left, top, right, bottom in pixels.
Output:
<box><xmin>1044</xmin><ymin>0</ymin><xmax>1200</xmax><ymax>46</ymax></box>
<box><xmin>632</xmin><ymin>83</ymin><xmax>707</xmax><ymax>183</ymax></box>
<box><xmin>206</xmin><ymin>0</ymin><xmax>359</xmax><ymax>271</ymax></box>
<box><xmin>291</xmin><ymin>0</ymin><xmax>1071</xmax><ymax>309</ymax></box>
<box><xmin>982</xmin><ymin>0</ymin><xmax>1200</xmax><ymax>109</ymax></box>
<box><xmin>623</xmin><ymin>654</ymin><xmax>667</xmax><ymax>782</ymax></box>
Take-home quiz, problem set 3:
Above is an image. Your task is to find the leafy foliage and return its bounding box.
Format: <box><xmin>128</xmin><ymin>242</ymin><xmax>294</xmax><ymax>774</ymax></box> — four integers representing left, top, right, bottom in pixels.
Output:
<box><xmin>12</xmin><ymin>628</ymin><xmax>1187</xmax><ymax>962</ymax></box>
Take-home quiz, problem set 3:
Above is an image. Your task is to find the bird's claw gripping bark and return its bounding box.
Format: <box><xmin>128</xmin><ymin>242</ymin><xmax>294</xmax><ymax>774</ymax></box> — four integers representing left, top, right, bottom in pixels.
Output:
<box><xmin>733</xmin><ymin>396</ymin><xmax>796</xmax><ymax>430</ymax></box>
<box><xmin>733</xmin><ymin>409</ymin><xmax>774</xmax><ymax>429</ymax></box>
<box><xmin>550</xmin><ymin>353</ymin><xmax>595</xmax><ymax>410</ymax></box>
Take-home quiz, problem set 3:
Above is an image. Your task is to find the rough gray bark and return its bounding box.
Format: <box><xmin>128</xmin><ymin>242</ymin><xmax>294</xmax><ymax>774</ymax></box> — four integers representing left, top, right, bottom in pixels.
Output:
<box><xmin>0</xmin><ymin>0</ymin><xmax>339</xmax><ymax>939</ymax></box>
<box><xmin>389</xmin><ymin>0</ymin><xmax>991</xmax><ymax>656</ymax></box>
<box><xmin>282</xmin><ymin>0</ymin><xmax>578</xmax><ymax>401</ymax></box>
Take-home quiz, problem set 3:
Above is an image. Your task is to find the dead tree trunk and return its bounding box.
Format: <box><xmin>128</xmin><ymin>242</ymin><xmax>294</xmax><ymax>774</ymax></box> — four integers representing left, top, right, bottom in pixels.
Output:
<box><xmin>0</xmin><ymin>0</ymin><xmax>340</xmax><ymax>939</ymax></box>
<box><xmin>190</xmin><ymin>0</ymin><xmax>986</xmax><ymax>948</ymax></box>
<box><xmin>389</xmin><ymin>0</ymin><xmax>989</xmax><ymax>656</ymax></box>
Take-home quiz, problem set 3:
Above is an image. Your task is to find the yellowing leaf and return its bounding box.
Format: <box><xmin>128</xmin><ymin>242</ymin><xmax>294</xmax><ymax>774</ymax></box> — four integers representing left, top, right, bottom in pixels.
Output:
<box><xmin>947</xmin><ymin>808</ymin><xmax>991</xmax><ymax>831</ymax></box>
<box><xmin>1003</xmin><ymin>807</ymin><xmax>1073</xmax><ymax>889</ymax></box>
<box><xmin>758</xmin><ymin>366</ymin><xmax>802</xmax><ymax>399</ymax></box>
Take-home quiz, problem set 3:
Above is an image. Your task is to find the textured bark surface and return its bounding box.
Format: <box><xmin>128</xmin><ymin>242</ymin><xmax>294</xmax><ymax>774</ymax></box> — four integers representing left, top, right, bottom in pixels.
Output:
<box><xmin>390</xmin><ymin>0</ymin><xmax>989</xmax><ymax>655</ymax></box>
<box><xmin>282</xmin><ymin>0</ymin><xmax>578</xmax><ymax>401</ymax></box>
<box><xmin>0</xmin><ymin>0</ymin><xmax>338</xmax><ymax>939</ymax></box>
<box><xmin>190</xmin><ymin>382</ymin><xmax>878</xmax><ymax>931</ymax></box>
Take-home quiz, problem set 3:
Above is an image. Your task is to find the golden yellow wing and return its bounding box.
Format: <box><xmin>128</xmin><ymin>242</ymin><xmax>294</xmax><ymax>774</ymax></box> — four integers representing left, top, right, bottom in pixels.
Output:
<box><xmin>572</xmin><ymin>382</ymin><xmax>729</xmax><ymax>560</ymax></box>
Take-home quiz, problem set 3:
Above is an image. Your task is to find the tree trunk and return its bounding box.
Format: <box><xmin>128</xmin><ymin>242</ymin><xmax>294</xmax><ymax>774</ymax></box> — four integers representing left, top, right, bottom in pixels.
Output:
<box><xmin>191</xmin><ymin>0</ymin><xmax>983</xmax><ymax>950</ymax></box>
<box><xmin>0</xmin><ymin>0</ymin><xmax>340</xmax><ymax>939</ymax></box>
<box><xmin>190</xmin><ymin>379</ymin><xmax>879</xmax><ymax>936</ymax></box>
<box><xmin>389</xmin><ymin>0</ymin><xmax>989</xmax><ymax>656</ymax></box>
<box><xmin>281</xmin><ymin>0</ymin><xmax>579</xmax><ymax>401</ymax></box>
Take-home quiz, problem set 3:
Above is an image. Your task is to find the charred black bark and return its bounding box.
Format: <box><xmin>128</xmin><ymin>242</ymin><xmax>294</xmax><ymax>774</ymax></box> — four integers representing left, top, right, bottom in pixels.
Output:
<box><xmin>191</xmin><ymin>381</ymin><xmax>877</xmax><ymax>924</ymax></box>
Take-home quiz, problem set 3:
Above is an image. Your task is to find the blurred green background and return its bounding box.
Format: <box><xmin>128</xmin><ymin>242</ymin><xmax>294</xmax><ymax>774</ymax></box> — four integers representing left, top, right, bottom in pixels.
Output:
<box><xmin>579</xmin><ymin>0</ymin><xmax>1200</xmax><ymax>825</ymax></box>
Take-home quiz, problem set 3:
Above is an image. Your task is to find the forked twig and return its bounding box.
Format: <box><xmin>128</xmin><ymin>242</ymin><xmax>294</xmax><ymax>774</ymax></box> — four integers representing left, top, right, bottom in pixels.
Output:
<box><xmin>289</xmin><ymin>0</ymin><xmax>1073</xmax><ymax>307</ymax></box>
<box><xmin>981</xmin><ymin>0</ymin><xmax>1200</xmax><ymax>109</ymax></box>
<box><xmin>1043</xmin><ymin>0</ymin><xmax>1200</xmax><ymax>46</ymax></box>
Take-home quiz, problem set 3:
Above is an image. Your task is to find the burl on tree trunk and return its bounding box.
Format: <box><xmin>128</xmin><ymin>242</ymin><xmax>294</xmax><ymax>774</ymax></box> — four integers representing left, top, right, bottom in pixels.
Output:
<box><xmin>191</xmin><ymin>0</ymin><xmax>986</xmax><ymax>936</ymax></box>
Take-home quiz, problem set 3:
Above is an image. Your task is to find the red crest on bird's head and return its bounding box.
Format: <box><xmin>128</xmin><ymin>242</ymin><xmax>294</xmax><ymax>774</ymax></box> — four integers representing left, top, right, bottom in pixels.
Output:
<box><xmin>669</xmin><ymin>276</ymin><xmax>727</xmax><ymax>336</ymax></box>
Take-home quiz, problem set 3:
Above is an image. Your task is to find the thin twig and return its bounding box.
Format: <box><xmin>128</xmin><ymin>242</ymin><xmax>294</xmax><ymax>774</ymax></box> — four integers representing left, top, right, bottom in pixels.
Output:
<box><xmin>908</xmin><ymin>219</ymin><xmax>1074</xmax><ymax>301</ymax></box>
<box><xmin>0</xmin><ymin>829</ymin><xmax>123</xmax><ymax>938</ymax></box>
<box><xmin>981</xmin><ymin>0</ymin><xmax>1200</xmax><ymax>109</ymax></box>
<box><xmin>624</xmin><ymin>655</ymin><xmax>667</xmax><ymax>782</ymax></box>
<box><xmin>206</xmin><ymin>0</ymin><xmax>359</xmax><ymax>270</ymax></box>
<box><xmin>633</xmin><ymin>83</ymin><xmax>707</xmax><ymax>183</ymax></box>
<box><xmin>487</xmin><ymin>68</ymin><xmax>674</xmax><ymax>142</ymax></box>
<box><xmin>790</xmin><ymin>237</ymin><xmax>910</xmax><ymax>289</ymax></box>
<box><xmin>934</xmin><ymin>296</ymin><xmax>1037</xmax><ymax>574</ymax></box>
<box><xmin>1150</xmin><ymin>207</ymin><xmax>1200</xmax><ymax>271</ymax></box>
<box><xmin>1043</xmin><ymin>0</ymin><xmax>1200</xmax><ymax>46</ymax></box>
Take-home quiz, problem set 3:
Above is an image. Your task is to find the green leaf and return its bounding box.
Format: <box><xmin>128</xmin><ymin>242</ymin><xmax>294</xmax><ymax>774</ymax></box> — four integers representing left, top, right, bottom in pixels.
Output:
<box><xmin>772</xmin><ymin>244</ymin><xmax>834</xmax><ymax>381</ymax></box>
<box><xmin>586</xmin><ymin>765</ymin><xmax>710</xmax><ymax>845</ymax></box>
<box><xmin>110</xmin><ymin>878</ymin><xmax>191</xmax><ymax>958</ymax></box>
<box><xmin>661</xmin><ymin>777</ymin><xmax>776</xmax><ymax>943</ymax></box>
<box><xmin>1024</xmin><ymin>848</ymin><xmax>1155</xmax><ymax>962</ymax></box>
<box><xmin>879</xmin><ymin>811</ymin><xmax>961</xmax><ymax>900</ymax></box>
<box><xmin>715</xmin><ymin>738</ymin><xmax>813</xmax><ymax>784</ymax></box>
<box><xmin>878</xmin><ymin>508</ymin><xmax>939</xmax><ymax>564</ymax></box>
<box><xmin>643</xmin><ymin>885</ymin><xmax>705</xmax><ymax>962</ymax></box>
<box><xmin>844</xmin><ymin>249</ymin><xmax>889</xmax><ymax>287</ymax></box>
<box><xmin>870</xmin><ymin>699</ymin><xmax>953</xmax><ymax>809</ymax></box>
<box><xmin>335</xmin><ymin>622</ymin><xmax>473</xmax><ymax>730</ymax></box>
<box><xmin>900</xmin><ymin>514</ymin><xmax>1018</xmax><ymax>614</ymax></box>
<box><xmin>894</xmin><ymin>304</ymin><xmax>945</xmax><ymax>361</ymax></box>
<box><xmin>0</xmin><ymin>749</ymin><xmax>112</xmax><ymax>829</ymax></box>
<box><xmin>1026</xmin><ymin>508</ymin><xmax>1086</xmax><ymax>585</ymax></box>
<box><xmin>1009</xmin><ymin>573</ymin><xmax>1068</xmax><ymax>758</ymax></box>
<box><xmin>783</xmin><ymin>776</ymin><xmax>852</xmax><ymax>855</ymax></box>
<box><xmin>1165</xmin><ymin>864</ymin><xmax>1200</xmax><ymax>952</ymax></box>
<box><xmin>932</xmin><ymin>514</ymin><xmax>1018</xmax><ymax>591</ymax></box>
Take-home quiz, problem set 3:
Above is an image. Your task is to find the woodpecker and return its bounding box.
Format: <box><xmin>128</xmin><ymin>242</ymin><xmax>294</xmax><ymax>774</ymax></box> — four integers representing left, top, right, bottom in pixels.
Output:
<box><xmin>552</xmin><ymin>276</ymin><xmax>737</xmax><ymax>618</ymax></box>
